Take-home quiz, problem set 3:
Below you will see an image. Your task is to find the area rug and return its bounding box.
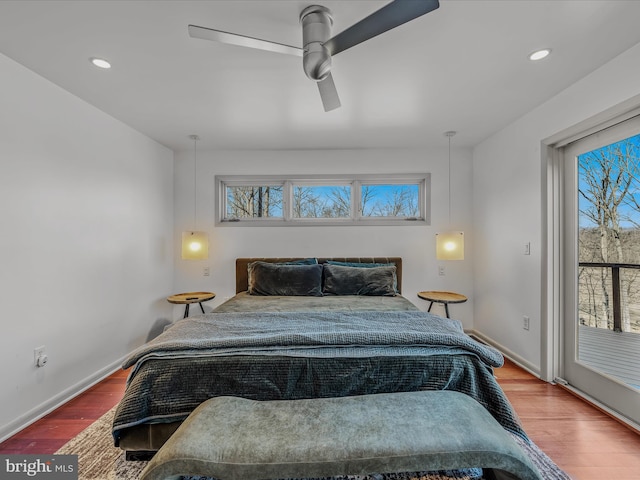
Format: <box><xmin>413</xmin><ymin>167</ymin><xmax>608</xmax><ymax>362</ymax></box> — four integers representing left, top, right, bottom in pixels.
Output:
<box><xmin>55</xmin><ymin>406</ymin><xmax>571</xmax><ymax>480</ymax></box>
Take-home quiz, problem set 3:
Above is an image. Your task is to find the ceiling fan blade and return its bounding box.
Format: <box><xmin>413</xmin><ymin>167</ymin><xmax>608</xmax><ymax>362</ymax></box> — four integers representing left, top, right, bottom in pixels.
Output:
<box><xmin>324</xmin><ymin>0</ymin><xmax>439</xmax><ymax>56</ymax></box>
<box><xmin>317</xmin><ymin>73</ymin><xmax>341</xmax><ymax>112</ymax></box>
<box><xmin>188</xmin><ymin>24</ymin><xmax>303</xmax><ymax>57</ymax></box>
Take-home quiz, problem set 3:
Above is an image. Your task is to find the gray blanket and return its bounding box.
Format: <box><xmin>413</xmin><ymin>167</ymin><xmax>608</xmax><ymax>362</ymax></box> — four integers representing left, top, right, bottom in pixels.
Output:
<box><xmin>123</xmin><ymin>310</ymin><xmax>504</xmax><ymax>374</ymax></box>
<box><xmin>114</xmin><ymin>309</ymin><xmax>525</xmax><ymax>447</ymax></box>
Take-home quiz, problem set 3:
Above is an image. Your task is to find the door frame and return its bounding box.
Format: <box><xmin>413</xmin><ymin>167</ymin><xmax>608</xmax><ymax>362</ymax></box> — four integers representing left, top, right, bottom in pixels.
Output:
<box><xmin>542</xmin><ymin>101</ymin><xmax>640</xmax><ymax>431</ymax></box>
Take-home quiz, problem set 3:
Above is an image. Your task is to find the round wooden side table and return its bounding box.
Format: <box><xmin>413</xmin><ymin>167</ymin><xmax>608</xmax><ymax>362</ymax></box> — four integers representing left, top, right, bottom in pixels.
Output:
<box><xmin>167</xmin><ymin>292</ymin><xmax>216</xmax><ymax>318</ymax></box>
<box><xmin>417</xmin><ymin>290</ymin><xmax>467</xmax><ymax>319</ymax></box>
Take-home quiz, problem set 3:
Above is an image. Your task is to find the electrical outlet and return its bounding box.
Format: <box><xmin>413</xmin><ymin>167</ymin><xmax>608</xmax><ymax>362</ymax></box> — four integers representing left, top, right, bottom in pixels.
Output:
<box><xmin>523</xmin><ymin>316</ymin><xmax>530</xmax><ymax>330</ymax></box>
<box><xmin>524</xmin><ymin>242</ymin><xmax>531</xmax><ymax>255</ymax></box>
<box><xmin>438</xmin><ymin>266</ymin><xmax>445</xmax><ymax>276</ymax></box>
<box><xmin>203</xmin><ymin>267</ymin><xmax>210</xmax><ymax>276</ymax></box>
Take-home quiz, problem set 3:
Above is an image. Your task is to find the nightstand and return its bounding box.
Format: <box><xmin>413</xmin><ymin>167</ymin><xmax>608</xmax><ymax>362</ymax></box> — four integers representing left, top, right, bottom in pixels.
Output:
<box><xmin>417</xmin><ymin>291</ymin><xmax>467</xmax><ymax>319</ymax></box>
<box><xmin>167</xmin><ymin>292</ymin><xmax>216</xmax><ymax>318</ymax></box>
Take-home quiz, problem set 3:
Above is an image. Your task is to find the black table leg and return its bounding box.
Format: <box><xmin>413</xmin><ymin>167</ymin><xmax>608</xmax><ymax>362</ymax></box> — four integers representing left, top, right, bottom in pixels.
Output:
<box><xmin>428</xmin><ymin>301</ymin><xmax>450</xmax><ymax>318</ymax></box>
<box><xmin>183</xmin><ymin>304</ymin><xmax>190</xmax><ymax>318</ymax></box>
<box><xmin>199</xmin><ymin>302</ymin><xmax>205</xmax><ymax>314</ymax></box>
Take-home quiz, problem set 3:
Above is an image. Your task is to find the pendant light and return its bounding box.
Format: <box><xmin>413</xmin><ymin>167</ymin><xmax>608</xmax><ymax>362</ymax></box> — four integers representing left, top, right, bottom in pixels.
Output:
<box><xmin>181</xmin><ymin>134</ymin><xmax>209</xmax><ymax>260</ymax></box>
<box><xmin>436</xmin><ymin>131</ymin><xmax>464</xmax><ymax>260</ymax></box>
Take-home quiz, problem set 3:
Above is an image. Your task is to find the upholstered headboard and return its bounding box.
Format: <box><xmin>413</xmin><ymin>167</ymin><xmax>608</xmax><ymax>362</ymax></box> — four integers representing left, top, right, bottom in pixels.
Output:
<box><xmin>235</xmin><ymin>257</ymin><xmax>403</xmax><ymax>294</ymax></box>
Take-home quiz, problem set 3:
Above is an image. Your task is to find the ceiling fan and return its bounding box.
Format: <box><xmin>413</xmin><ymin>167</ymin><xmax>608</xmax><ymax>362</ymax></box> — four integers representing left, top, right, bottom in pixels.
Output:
<box><xmin>188</xmin><ymin>0</ymin><xmax>440</xmax><ymax>112</ymax></box>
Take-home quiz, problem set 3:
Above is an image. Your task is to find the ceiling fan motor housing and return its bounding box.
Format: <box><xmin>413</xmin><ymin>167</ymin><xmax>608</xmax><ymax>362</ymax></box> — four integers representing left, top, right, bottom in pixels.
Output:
<box><xmin>300</xmin><ymin>5</ymin><xmax>333</xmax><ymax>81</ymax></box>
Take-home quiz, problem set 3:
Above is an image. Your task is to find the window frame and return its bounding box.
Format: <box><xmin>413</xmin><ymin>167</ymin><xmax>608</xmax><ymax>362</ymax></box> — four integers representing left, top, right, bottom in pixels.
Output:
<box><xmin>216</xmin><ymin>173</ymin><xmax>430</xmax><ymax>226</ymax></box>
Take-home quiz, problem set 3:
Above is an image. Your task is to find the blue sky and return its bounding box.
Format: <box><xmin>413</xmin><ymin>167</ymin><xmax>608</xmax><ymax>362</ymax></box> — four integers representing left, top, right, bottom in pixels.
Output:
<box><xmin>578</xmin><ymin>133</ymin><xmax>640</xmax><ymax>229</ymax></box>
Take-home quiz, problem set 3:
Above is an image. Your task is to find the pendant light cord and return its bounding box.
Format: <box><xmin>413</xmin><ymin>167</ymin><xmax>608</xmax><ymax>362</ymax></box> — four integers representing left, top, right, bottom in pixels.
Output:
<box><xmin>444</xmin><ymin>131</ymin><xmax>456</xmax><ymax>226</ymax></box>
<box><xmin>189</xmin><ymin>134</ymin><xmax>200</xmax><ymax>231</ymax></box>
<box><xmin>448</xmin><ymin>134</ymin><xmax>451</xmax><ymax>225</ymax></box>
<box><xmin>194</xmin><ymin>136</ymin><xmax>197</xmax><ymax>229</ymax></box>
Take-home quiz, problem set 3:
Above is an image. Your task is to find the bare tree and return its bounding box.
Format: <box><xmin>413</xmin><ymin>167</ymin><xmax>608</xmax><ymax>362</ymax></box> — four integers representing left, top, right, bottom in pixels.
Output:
<box><xmin>228</xmin><ymin>183</ymin><xmax>420</xmax><ymax>222</ymax></box>
<box><xmin>360</xmin><ymin>185</ymin><xmax>378</xmax><ymax>216</ymax></box>
<box><xmin>293</xmin><ymin>186</ymin><xmax>350</xmax><ymax>218</ymax></box>
<box><xmin>377</xmin><ymin>186</ymin><xmax>419</xmax><ymax>217</ymax></box>
<box><xmin>578</xmin><ymin>138</ymin><xmax>640</xmax><ymax>332</ymax></box>
<box><xmin>361</xmin><ymin>185</ymin><xmax>418</xmax><ymax>217</ymax></box>
<box><xmin>227</xmin><ymin>186</ymin><xmax>282</xmax><ymax>218</ymax></box>
<box><xmin>327</xmin><ymin>186</ymin><xmax>350</xmax><ymax>217</ymax></box>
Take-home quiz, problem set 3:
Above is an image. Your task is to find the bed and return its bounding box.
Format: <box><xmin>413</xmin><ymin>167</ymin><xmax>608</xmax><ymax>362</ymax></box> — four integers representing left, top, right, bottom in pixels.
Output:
<box><xmin>113</xmin><ymin>257</ymin><xmax>525</xmax><ymax>458</ymax></box>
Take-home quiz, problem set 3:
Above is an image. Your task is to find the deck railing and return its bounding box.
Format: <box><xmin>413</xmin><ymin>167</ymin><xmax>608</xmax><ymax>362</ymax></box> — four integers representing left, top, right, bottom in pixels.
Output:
<box><xmin>578</xmin><ymin>262</ymin><xmax>640</xmax><ymax>332</ymax></box>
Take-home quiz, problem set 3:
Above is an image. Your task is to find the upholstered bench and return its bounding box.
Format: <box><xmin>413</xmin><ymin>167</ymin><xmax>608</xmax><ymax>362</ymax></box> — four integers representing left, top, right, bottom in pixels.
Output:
<box><xmin>139</xmin><ymin>390</ymin><xmax>542</xmax><ymax>480</ymax></box>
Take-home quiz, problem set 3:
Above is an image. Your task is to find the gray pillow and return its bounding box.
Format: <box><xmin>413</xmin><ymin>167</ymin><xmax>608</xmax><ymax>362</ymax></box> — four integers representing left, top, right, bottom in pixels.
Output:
<box><xmin>322</xmin><ymin>264</ymin><xmax>397</xmax><ymax>296</ymax></box>
<box><xmin>248</xmin><ymin>262</ymin><xmax>323</xmax><ymax>296</ymax></box>
<box><xmin>280</xmin><ymin>258</ymin><xmax>318</xmax><ymax>265</ymax></box>
<box><xmin>325</xmin><ymin>260</ymin><xmax>393</xmax><ymax>268</ymax></box>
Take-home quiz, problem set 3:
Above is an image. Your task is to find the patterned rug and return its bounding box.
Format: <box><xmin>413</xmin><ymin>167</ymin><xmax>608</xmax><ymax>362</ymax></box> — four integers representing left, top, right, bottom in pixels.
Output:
<box><xmin>55</xmin><ymin>406</ymin><xmax>571</xmax><ymax>480</ymax></box>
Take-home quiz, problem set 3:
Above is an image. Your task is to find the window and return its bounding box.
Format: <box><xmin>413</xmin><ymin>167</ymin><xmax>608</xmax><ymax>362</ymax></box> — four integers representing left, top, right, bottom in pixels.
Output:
<box><xmin>216</xmin><ymin>174</ymin><xmax>429</xmax><ymax>226</ymax></box>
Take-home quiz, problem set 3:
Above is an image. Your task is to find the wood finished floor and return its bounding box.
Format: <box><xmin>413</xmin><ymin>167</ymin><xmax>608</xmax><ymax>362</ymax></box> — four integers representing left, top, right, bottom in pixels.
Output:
<box><xmin>1</xmin><ymin>360</ymin><xmax>639</xmax><ymax>479</ymax></box>
<box><xmin>0</xmin><ymin>368</ymin><xmax>128</xmax><ymax>455</ymax></box>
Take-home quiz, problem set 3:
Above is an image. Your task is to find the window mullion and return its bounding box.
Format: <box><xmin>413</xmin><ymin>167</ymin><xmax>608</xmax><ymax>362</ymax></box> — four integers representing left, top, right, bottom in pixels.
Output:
<box><xmin>353</xmin><ymin>180</ymin><xmax>361</xmax><ymax>223</ymax></box>
<box><xmin>283</xmin><ymin>180</ymin><xmax>292</xmax><ymax>222</ymax></box>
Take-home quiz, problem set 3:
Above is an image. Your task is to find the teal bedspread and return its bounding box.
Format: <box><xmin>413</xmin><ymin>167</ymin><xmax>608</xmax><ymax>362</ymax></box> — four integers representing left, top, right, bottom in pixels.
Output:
<box><xmin>113</xmin><ymin>296</ymin><xmax>525</xmax><ymax>448</ymax></box>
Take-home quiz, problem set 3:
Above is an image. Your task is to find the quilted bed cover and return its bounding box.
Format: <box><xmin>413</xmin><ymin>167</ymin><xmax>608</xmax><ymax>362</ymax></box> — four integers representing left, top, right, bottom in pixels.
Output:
<box><xmin>112</xmin><ymin>294</ymin><xmax>526</xmax><ymax>447</ymax></box>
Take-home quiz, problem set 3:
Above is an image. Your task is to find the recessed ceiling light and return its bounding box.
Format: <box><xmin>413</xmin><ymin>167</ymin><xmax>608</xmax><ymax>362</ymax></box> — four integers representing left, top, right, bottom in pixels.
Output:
<box><xmin>90</xmin><ymin>57</ymin><xmax>111</xmax><ymax>69</ymax></box>
<box><xmin>529</xmin><ymin>49</ymin><xmax>551</xmax><ymax>61</ymax></box>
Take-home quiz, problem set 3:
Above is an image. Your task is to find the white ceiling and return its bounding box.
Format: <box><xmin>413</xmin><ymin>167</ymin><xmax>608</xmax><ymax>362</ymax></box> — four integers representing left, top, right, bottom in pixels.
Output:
<box><xmin>1</xmin><ymin>0</ymin><xmax>640</xmax><ymax>152</ymax></box>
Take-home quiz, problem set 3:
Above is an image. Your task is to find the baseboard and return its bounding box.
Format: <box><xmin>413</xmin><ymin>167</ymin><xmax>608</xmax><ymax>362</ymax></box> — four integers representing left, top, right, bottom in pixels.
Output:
<box><xmin>0</xmin><ymin>356</ymin><xmax>126</xmax><ymax>443</ymax></box>
<box><xmin>466</xmin><ymin>329</ymin><xmax>542</xmax><ymax>378</ymax></box>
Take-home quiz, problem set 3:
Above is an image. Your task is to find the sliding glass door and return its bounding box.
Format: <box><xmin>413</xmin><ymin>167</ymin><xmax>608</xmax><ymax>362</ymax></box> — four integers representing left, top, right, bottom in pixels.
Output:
<box><xmin>562</xmin><ymin>116</ymin><xmax>640</xmax><ymax>425</ymax></box>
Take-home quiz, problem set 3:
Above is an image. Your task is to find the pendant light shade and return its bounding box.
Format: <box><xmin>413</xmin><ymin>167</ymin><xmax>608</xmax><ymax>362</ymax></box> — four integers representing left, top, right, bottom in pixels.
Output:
<box><xmin>436</xmin><ymin>131</ymin><xmax>464</xmax><ymax>260</ymax></box>
<box><xmin>436</xmin><ymin>231</ymin><xmax>464</xmax><ymax>260</ymax></box>
<box><xmin>181</xmin><ymin>134</ymin><xmax>209</xmax><ymax>260</ymax></box>
<box><xmin>182</xmin><ymin>231</ymin><xmax>209</xmax><ymax>260</ymax></box>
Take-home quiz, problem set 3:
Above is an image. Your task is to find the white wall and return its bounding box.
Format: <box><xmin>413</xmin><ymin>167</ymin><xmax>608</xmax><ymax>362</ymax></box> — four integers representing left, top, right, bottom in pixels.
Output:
<box><xmin>172</xmin><ymin>147</ymin><xmax>475</xmax><ymax>326</ymax></box>
<box><xmin>472</xmin><ymin>41</ymin><xmax>640</xmax><ymax>374</ymax></box>
<box><xmin>0</xmin><ymin>53</ymin><xmax>175</xmax><ymax>440</ymax></box>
